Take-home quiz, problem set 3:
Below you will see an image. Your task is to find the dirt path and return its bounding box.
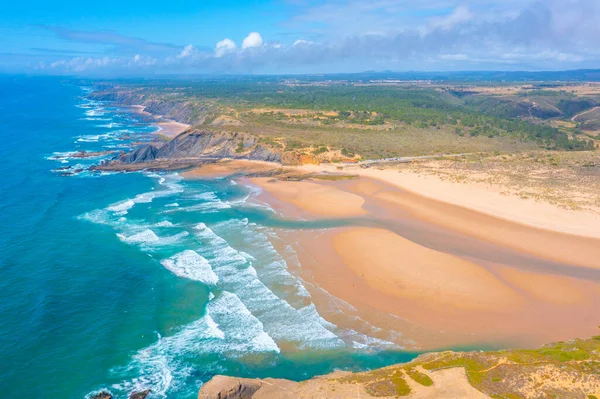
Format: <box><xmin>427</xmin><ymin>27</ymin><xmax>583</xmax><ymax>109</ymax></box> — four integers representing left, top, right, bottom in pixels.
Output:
<box><xmin>571</xmin><ymin>106</ymin><xmax>600</xmax><ymax>122</ymax></box>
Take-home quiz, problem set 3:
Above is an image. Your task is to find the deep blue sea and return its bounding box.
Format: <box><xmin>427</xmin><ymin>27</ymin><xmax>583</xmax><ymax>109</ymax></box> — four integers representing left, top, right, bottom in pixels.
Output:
<box><xmin>0</xmin><ymin>76</ymin><xmax>416</xmax><ymax>398</ymax></box>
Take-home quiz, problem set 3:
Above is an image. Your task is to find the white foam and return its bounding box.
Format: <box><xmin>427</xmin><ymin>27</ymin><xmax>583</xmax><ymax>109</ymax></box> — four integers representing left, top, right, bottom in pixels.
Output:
<box><xmin>123</xmin><ymin>229</ymin><xmax>159</xmax><ymax>244</ymax></box>
<box><xmin>154</xmin><ymin>220</ymin><xmax>174</xmax><ymax>228</ymax></box>
<box><xmin>107</xmin><ymin>199</ymin><xmax>135</xmax><ymax>215</ymax></box>
<box><xmin>106</xmin><ymin>182</ymin><xmax>182</xmax><ymax>216</ymax></box>
<box><xmin>205</xmin><ymin>315</ymin><xmax>225</xmax><ymax>339</ymax></box>
<box><xmin>96</xmin><ymin>122</ymin><xmax>122</xmax><ymax>128</ymax></box>
<box><xmin>133</xmin><ymin>192</ymin><xmax>156</xmax><ymax>203</ymax></box>
<box><xmin>85</xmin><ymin>108</ymin><xmax>106</xmax><ymax>117</ymax></box>
<box><xmin>193</xmin><ymin>222</ymin><xmax>345</xmax><ymax>350</ymax></box>
<box><xmin>160</xmin><ymin>250</ymin><xmax>219</xmax><ymax>286</ymax></box>
<box><xmin>167</xmin><ymin>200</ymin><xmax>230</xmax><ymax>213</ymax></box>
<box><xmin>109</xmin><ymin>291</ymin><xmax>278</xmax><ymax>398</ymax></box>
<box><xmin>81</xmin><ymin>117</ymin><xmax>111</xmax><ymax>121</ymax></box>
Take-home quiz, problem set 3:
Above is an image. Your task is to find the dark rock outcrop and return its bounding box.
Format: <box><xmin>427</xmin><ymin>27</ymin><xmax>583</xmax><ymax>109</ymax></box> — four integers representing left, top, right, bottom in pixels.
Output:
<box><xmin>129</xmin><ymin>389</ymin><xmax>151</xmax><ymax>399</ymax></box>
<box><xmin>120</xmin><ymin>144</ymin><xmax>160</xmax><ymax>163</ymax></box>
<box><xmin>116</xmin><ymin>129</ymin><xmax>281</xmax><ymax>166</ymax></box>
<box><xmin>90</xmin><ymin>391</ymin><xmax>113</xmax><ymax>399</ymax></box>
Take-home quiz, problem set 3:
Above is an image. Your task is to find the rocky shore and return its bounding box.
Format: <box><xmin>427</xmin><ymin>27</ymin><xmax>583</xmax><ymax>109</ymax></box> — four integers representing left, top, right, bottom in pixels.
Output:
<box><xmin>90</xmin><ymin>389</ymin><xmax>150</xmax><ymax>399</ymax></box>
<box><xmin>92</xmin><ymin>129</ymin><xmax>282</xmax><ymax>172</ymax></box>
<box><xmin>89</xmin><ymin>88</ymin><xmax>211</xmax><ymax>125</ymax></box>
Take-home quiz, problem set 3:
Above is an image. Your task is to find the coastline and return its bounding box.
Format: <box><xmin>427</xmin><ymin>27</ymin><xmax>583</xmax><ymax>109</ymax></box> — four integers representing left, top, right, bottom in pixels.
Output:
<box><xmin>130</xmin><ymin>103</ymin><xmax>191</xmax><ymax>139</ymax></box>
<box><xmin>154</xmin><ymin>120</ymin><xmax>190</xmax><ymax>138</ymax></box>
<box><xmin>179</xmin><ymin>159</ymin><xmax>600</xmax><ymax>349</ymax></box>
<box><xmin>205</xmin><ymin>160</ymin><xmax>600</xmax><ymax>350</ymax></box>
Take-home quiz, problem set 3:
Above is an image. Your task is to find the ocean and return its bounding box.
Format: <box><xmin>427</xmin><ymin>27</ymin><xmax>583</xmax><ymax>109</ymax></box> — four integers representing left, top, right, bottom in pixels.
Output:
<box><xmin>0</xmin><ymin>76</ymin><xmax>416</xmax><ymax>398</ymax></box>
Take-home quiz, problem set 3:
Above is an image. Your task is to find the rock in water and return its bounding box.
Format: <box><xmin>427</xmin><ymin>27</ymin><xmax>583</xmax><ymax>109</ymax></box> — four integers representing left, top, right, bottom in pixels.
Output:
<box><xmin>129</xmin><ymin>389</ymin><xmax>151</xmax><ymax>399</ymax></box>
<box><xmin>90</xmin><ymin>391</ymin><xmax>113</xmax><ymax>399</ymax></box>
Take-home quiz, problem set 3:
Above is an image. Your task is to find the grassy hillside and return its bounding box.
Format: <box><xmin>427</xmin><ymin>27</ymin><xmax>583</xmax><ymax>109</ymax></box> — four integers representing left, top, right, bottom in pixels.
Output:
<box><xmin>94</xmin><ymin>78</ymin><xmax>599</xmax><ymax>159</ymax></box>
<box><xmin>330</xmin><ymin>335</ymin><xmax>600</xmax><ymax>398</ymax></box>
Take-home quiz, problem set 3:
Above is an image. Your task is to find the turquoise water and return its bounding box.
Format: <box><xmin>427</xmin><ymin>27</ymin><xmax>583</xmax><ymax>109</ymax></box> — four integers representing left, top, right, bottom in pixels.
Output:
<box><xmin>0</xmin><ymin>76</ymin><xmax>417</xmax><ymax>398</ymax></box>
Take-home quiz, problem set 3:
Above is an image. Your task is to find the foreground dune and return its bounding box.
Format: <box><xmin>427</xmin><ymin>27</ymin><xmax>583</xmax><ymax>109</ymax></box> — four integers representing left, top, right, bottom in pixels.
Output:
<box><xmin>199</xmin><ymin>336</ymin><xmax>600</xmax><ymax>399</ymax></box>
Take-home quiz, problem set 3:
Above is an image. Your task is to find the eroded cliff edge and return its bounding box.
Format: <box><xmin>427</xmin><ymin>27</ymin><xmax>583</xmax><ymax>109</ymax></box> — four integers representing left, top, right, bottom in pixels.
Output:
<box><xmin>93</xmin><ymin>128</ymin><xmax>282</xmax><ymax>172</ymax></box>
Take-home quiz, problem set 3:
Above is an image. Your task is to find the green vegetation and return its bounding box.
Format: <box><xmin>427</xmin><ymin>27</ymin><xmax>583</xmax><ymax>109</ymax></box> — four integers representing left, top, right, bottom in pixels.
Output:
<box><xmin>364</xmin><ymin>371</ymin><xmax>411</xmax><ymax>397</ymax></box>
<box><xmin>331</xmin><ymin>335</ymin><xmax>600</xmax><ymax>399</ymax></box>
<box><xmin>312</xmin><ymin>146</ymin><xmax>328</xmax><ymax>155</ymax></box>
<box><xmin>235</xmin><ymin>142</ymin><xmax>244</xmax><ymax>153</ymax></box>
<box><xmin>309</xmin><ymin>174</ymin><xmax>357</xmax><ymax>181</ymax></box>
<box><xmin>97</xmin><ymin>78</ymin><xmax>599</xmax><ymax>156</ymax></box>
<box><xmin>405</xmin><ymin>367</ymin><xmax>433</xmax><ymax>386</ymax></box>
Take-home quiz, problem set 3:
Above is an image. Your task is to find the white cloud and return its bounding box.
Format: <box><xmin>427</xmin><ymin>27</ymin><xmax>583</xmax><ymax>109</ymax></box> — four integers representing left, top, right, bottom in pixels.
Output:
<box><xmin>34</xmin><ymin>0</ymin><xmax>600</xmax><ymax>74</ymax></box>
<box><xmin>293</xmin><ymin>39</ymin><xmax>314</xmax><ymax>46</ymax></box>
<box><xmin>439</xmin><ymin>53</ymin><xmax>468</xmax><ymax>61</ymax></box>
<box><xmin>215</xmin><ymin>38</ymin><xmax>237</xmax><ymax>57</ymax></box>
<box><xmin>177</xmin><ymin>44</ymin><xmax>194</xmax><ymax>58</ymax></box>
<box><xmin>430</xmin><ymin>5</ymin><xmax>474</xmax><ymax>30</ymax></box>
<box><xmin>242</xmin><ymin>32</ymin><xmax>263</xmax><ymax>49</ymax></box>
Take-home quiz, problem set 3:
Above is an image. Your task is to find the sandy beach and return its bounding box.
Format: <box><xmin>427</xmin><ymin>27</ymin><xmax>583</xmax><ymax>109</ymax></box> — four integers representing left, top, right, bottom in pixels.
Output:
<box><xmin>178</xmin><ymin>159</ymin><xmax>600</xmax><ymax>349</ymax></box>
<box><xmin>130</xmin><ymin>104</ymin><xmax>190</xmax><ymax>138</ymax></box>
<box><xmin>155</xmin><ymin>120</ymin><xmax>190</xmax><ymax>138</ymax></box>
<box><xmin>242</xmin><ymin>165</ymin><xmax>600</xmax><ymax>349</ymax></box>
<box><xmin>298</xmin><ymin>163</ymin><xmax>600</xmax><ymax>239</ymax></box>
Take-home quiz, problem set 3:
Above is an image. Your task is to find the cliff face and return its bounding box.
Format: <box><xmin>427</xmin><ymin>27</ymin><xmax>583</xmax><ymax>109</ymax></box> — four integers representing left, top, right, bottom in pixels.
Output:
<box><xmin>117</xmin><ymin>129</ymin><xmax>281</xmax><ymax>167</ymax></box>
<box><xmin>89</xmin><ymin>88</ymin><xmax>282</xmax><ymax>169</ymax></box>
<box><xmin>89</xmin><ymin>89</ymin><xmax>210</xmax><ymax>125</ymax></box>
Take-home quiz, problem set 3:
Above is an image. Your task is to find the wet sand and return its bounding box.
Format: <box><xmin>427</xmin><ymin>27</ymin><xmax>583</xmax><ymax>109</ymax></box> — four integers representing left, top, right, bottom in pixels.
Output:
<box><xmin>250</xmin><ymin>175</ymin><xmax>600</xmax><ymax>350</ymax></box>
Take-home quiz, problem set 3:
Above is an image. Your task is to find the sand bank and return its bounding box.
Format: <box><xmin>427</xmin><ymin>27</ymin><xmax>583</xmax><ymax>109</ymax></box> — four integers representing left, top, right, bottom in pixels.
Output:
<box><xmin>253</xmin><ymin>173</ymin><xmax>600</xmax><ymax>349</ymax></box>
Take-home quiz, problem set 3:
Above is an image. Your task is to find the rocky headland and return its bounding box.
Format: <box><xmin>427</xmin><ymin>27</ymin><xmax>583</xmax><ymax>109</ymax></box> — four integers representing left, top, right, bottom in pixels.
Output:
<box><xmin>92</xmin><ymin>129</ymin><xmax>282</xmax><ymax>172</ymax></box>
<box><xmin>87</xmin><ymin>87</ymin><xmax>284</xmax><ymax>172</ymax></box>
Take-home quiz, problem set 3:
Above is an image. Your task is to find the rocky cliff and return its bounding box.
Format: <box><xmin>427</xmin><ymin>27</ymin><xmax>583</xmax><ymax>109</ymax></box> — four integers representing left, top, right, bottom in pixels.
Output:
<box><xmin>89</xmin><ymin>89</ymin><xmax>210</xmax><ymax>125</ymax></box>
<box><xmin>93</xmin><ymin>129</ymin><xmax>282</xmax><ymax>172</ymax></box>
<box><xmin>123</xmin><ymin>129</ymin><xmax>280</xmax><ymax>163</ymax></box>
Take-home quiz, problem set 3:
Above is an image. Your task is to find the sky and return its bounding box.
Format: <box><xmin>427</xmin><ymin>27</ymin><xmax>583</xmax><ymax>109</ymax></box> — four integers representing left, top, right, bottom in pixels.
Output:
<box><xmin>1</xmin><ymin>0</ymin><xmax>599</xmax><ymax>75</ymax></box>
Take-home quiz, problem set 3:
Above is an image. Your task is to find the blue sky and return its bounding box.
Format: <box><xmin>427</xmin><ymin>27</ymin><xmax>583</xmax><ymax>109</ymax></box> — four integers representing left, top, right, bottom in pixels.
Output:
<box><xmin>2</xmin><ymin>0</ymin><xmax>599</xmax><ymax>75</ymax></box>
